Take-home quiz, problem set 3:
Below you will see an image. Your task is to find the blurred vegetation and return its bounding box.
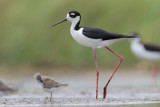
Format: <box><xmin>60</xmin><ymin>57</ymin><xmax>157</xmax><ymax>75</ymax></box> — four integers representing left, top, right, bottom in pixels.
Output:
<box><xmin>0</xmin><ymin>0</ymin><xmax>160</xmax><ymax>68</ymax></box>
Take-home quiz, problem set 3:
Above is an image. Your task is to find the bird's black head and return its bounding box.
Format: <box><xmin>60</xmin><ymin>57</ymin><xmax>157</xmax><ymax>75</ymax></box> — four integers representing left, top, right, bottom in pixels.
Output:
<box><xmin>51</xmin><ymin>11</ymin><xmax>81</xmax><ymax>27</ymax></box>
<box><xmin>130</xmin><ymin>32</ymin><xmax>142</xmax><ymax>42</ymax></box>
<box><xmin>132</xmin><ymin>32</ymin><xmax>141</xmax><ymax>39</ymax></box>
<box><xmin>132</xmin><ymin>32</ymin><xmax>140</xmax><ymax>36</ymax></box>
<box><xmin>66</xmin><ymin>11</ymin><xmax>81</xmax><ymax>22</ymax></box>
<box><xmin>68</xmin><ymin>11</ymin><xmax>81</xmax><ymax>18</ymax></box>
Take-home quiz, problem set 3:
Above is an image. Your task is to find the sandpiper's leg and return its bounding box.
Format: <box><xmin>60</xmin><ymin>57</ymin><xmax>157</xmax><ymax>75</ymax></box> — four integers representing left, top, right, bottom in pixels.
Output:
<box><xmin>93</xmin><ymin>48</ymin><xmax>99</xmax><ymax>99</ymax></box>
<box><xmin>103</xmin><ymin>46</ymin><xmax>123</xmax><ymax>99</ymax></box>
<box><xmin>50</xmin><ymin>92</ymin><xmax>52</xmax><ymax>101</ymax></box>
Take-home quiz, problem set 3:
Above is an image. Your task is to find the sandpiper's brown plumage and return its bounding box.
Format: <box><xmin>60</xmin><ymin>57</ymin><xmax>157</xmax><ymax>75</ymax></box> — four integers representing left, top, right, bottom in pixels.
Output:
<box><xmin>0</xmin><ymin>79</ymin><xmax>17</xmax><ymax>94</ymax></box>
<box><xmin>34</xmin><ymin>73</ymin><xmax>68</xmax><ymax>101</ymax></box>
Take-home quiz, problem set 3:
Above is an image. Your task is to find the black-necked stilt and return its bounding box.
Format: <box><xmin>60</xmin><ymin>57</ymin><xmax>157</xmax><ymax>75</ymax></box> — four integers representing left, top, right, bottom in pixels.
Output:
<box><xmin>130</xmin><ymin>33</ymin><xmax>160</xmax><ymax>84</ymax></box>
<box><xmin>131</xmin><ymin>33</ymin><xmax>160</xmax><ymax>61</ymax></box>
<box><xmin>51</xmin><ymin>11</ymin><xmax>137</xmax><ymax>99</ymax></box>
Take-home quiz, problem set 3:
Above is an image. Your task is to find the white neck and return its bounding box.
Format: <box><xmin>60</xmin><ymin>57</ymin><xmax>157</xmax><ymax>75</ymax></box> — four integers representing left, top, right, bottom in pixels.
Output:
<box><xmin>132</xmin><ymin>38</ymin><xmax>141</xmax><ymax>44</ymax></box>
<box><xmin>70</xmin><ymin>16</ymin><xmax>80</xmax><ymax>31</ymax></box>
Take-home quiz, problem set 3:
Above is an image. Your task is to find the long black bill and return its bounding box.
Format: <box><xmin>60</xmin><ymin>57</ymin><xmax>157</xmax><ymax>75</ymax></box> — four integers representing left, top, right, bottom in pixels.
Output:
<box><xmin>50</xmin><ymin>19</ymin><xmax>67</xmax><ymax>27</ymax></box>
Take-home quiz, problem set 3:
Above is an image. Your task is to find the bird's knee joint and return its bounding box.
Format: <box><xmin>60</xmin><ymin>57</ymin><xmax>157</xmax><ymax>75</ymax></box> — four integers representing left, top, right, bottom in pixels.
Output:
<box><xmin>97</xmin><ymin>72</ymin><xmax>99</xmax><ymax>75</ymax></box>
<box><xmin>120</xmin><ymin>57</ymin><xmax>124</xmax><ymax>61</ymax></box>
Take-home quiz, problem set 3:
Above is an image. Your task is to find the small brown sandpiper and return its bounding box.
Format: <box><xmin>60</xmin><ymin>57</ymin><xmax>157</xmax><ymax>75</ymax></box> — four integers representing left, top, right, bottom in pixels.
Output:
<box><xmin>34</xmin><ymin>73</ymin><xmax>68</xmax><ymax>101</ymax></box>
<box><xmin>0</xmin><ymin>79</ymin><xmax>18</xmax><ymax>95</ymax></box>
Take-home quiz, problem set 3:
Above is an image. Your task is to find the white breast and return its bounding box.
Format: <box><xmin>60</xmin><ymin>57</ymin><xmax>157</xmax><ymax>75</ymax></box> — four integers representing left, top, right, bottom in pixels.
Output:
<box><xmin>70</xmin><ymin>28</ymin><xmax>102</xmax><ymax>48</ymax></box>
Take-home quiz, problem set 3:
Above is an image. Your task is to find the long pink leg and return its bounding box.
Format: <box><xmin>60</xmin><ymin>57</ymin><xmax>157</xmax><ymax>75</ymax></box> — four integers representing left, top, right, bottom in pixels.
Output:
<box><xmin>93</xmin><ymin>48</ymin><xmax>99</xmax><ymax>99</ymax></box>
<box><xmin>103</xmin><ymin>46</ymin><xmax>123</xmax><ymax>99</ymax></box>
<box><xmin>152</xmin><ymin>67</ymin><xmax>159</xmax><ymax>86</ymax></box>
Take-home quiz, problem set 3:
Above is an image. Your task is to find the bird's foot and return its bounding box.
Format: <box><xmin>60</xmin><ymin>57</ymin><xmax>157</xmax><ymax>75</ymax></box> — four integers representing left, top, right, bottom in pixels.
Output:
<box><xmin>103</xmin><ymin>87</ymin><xmax>107</xmax><ymax>99</ymax></box>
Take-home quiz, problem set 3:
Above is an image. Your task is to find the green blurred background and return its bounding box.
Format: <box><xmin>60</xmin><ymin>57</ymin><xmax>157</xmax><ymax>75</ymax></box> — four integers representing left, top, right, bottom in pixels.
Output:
<box><xmin>0</xmin><ymin>0</ymin><xmax>160</xmax><ymax>68</ymax></box>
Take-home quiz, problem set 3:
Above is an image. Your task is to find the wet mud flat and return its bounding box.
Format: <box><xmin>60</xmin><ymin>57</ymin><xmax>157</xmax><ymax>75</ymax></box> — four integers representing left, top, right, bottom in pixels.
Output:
<box><xmin>0</xmin><ymin>87</ymin><xmax>160</xmax><ymax>106</ymax></box>
<box><xmin>0</xmin><ymin>98</ymin><xmax>159</xmax><ymax>106</ymax></box>
<box><xmin>0</xmin><ymin>68</ymin><xmax>160</xmax><ymax>106</ymax></box>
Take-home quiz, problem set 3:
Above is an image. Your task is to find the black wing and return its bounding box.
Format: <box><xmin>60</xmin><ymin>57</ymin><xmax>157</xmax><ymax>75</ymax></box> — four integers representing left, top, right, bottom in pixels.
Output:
<box><xmin>143</xmin><ymin>43</ymin><xmax>160</xmax><ymax>52</ymax></box>
<box><xmin>82</xmin><ymin>27</ymin><xmax>136</xmax><ymax>40</ymax></box>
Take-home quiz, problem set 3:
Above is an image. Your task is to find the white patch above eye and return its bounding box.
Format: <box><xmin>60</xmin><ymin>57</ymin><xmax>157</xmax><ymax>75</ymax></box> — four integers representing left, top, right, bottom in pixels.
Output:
<box><xmin>71</xmin><ymin>13</ymin><xmax>75</xmax><ymax>15</ymax></box>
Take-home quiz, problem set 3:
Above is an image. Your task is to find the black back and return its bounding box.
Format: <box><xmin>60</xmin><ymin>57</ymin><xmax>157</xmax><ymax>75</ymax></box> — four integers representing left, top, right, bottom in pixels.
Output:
<box><xmin>143</xmin><ymin>43</ymin><xmax>160</xmax><ymax>52</ymax></box>
<box><xmin>82</xmin><ymin>27</ymin><xmax>136</xmax><ymax>40</ymax></box>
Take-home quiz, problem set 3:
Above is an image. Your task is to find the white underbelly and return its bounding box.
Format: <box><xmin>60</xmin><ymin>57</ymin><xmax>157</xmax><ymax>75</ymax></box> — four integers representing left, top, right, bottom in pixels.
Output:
<box><xmin>131</xmin><ymin>42</ymin><xmax>160</xmax><ymax>61</ymax></box>
<box><xmin>43</xmin><ymin>88</ymin><xmax>59</xmax><ymax>93</ymax></box>
<box><xmin>70</xmin><ymin>28</ymin><xmax>120</xmax><ymax>48</ymax></box>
